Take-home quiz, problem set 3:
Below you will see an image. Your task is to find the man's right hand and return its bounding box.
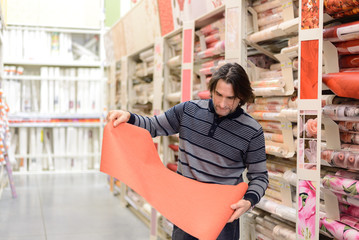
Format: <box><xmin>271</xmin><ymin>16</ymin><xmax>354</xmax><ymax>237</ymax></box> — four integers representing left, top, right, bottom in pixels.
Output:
<box><xmin>106</xmin><ymin>110</ymin><xmax>131</xmax><ymax>127</ymax></box>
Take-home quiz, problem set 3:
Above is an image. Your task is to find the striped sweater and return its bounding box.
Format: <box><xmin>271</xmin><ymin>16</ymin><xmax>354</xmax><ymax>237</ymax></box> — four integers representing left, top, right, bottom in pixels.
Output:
<box><xmin>128</xmin><ymin>99</ymin><xmax>268</xmax><ymax>206</ymax></box>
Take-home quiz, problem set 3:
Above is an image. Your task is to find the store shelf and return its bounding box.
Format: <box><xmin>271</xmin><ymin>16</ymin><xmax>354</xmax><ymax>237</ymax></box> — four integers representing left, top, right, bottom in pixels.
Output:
<box><xmin>9</xmin><ymin>112</ymin><xmax>103</xmax><ymax>119</ymax></box>
<box><xmin>13</xmin><ymin>153</ymin><xmax>100</xmax><ymax>158</ymax></box>
<box><xmin>3</xmin><ymin>59</ymin><xmax>102</xmax><ymax>67</ymax></box>
<box><xmin>6</xmin><ymin>25</ymin><xmax>101</xmax><ymax>35</ymax></box>
<box><xmin>9</xmin><ymin>122</ymin><xmax>102</xmax><ymax>128</ymax></box>
<box><xmin>3</xmin><ymin>75</ymin><xmax>107</xmax><ymax>81</ymax></box>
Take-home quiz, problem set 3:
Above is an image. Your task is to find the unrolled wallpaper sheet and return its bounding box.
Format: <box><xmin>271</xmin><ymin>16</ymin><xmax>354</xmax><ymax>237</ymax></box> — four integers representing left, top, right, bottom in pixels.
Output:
<box><xmin>100</xmin><ymin>123</ymin><xmax>248</xmax><ymax>240</ymax></box>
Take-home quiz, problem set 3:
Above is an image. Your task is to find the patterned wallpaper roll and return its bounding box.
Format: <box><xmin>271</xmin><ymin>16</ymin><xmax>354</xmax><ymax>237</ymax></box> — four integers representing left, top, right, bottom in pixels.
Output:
<box><xmin>320</xmin><ymin>217</ymin><xmax>359</xmax><ymax>240</ymax></box>
<box><xmin>321</xmin><ymin>149</ymin><xmax>359</xmax><ymax>170</ymax></box>
<box><xmin>322</xmin><ymin>175</ymin><xmax>359</xmax><ymax>199</ymax></box>
<box><xmin>340</xmin><ymin>214</ymin><xmax>359</xmax><ymax>230</ymax></box>
<box><xmin>339</xmin><ymin>203</ymin><xmax>359</xmax><ymax>218</ymax></box>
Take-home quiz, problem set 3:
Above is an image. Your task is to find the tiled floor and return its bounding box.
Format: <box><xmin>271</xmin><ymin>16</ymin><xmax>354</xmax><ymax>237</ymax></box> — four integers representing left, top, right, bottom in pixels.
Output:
<box><xmin>0</xmin><ymin>172</ymin><xmax>150</xmax><ymax>240</ymax></box>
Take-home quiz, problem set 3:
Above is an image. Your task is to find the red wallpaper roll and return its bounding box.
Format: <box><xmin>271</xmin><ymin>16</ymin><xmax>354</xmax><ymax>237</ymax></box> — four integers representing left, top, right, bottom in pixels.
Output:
<box><xmin>339</xmin><ymin>54</ymin><xmax>359</xmax><ymax>68</ymax></box>
<box><xmin>322</xmin><ymin>72</ymin><xmax>359</xmax><ymax>99</ymax></box>
<box><xmin>323</xmin><ymin>21</ymin><xmax>359</xmax><ymax>42</ymax></box>
<box><xmin>100</xmin><ymin>123</ymin><xmax>248</xmax><ymax>240</ymax></box>
<box><xmin>335</xmin><ymin>39</ymin><xmax>359</xmax><ymax>55</ymax></box>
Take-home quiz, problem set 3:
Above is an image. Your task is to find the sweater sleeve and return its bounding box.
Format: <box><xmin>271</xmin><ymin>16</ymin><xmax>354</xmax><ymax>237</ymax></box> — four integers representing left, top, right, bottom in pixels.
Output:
<box><xmin>127</xmin><ymin>102</ymin><xmax>186</xmax><ymax>137</ymax></box>
<box><xmin>243</xmin><ymin>128</ymin><xmax>268</xmax><ymax>206</ymax></box>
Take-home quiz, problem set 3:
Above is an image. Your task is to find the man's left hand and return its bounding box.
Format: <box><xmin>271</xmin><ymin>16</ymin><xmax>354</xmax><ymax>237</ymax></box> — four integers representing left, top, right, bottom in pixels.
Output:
<box><xmin>227</xmin><ymin>199</ymin><xmax>252</xmax><ymax>222</ymax></box>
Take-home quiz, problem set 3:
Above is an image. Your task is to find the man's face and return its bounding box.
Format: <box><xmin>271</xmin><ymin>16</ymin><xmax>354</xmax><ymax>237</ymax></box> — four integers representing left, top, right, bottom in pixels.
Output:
<box><xmin>212</xmin><ymin>79</ymin><xmax>241</xmax><ymax>117</ymax></box>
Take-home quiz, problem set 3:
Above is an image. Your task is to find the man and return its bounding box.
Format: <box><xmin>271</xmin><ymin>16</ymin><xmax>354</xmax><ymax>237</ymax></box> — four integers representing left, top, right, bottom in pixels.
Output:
<box><xmin>107</xmin><ymin>63</ymin><xmax>268</xmax><ymax>239</ymax></box>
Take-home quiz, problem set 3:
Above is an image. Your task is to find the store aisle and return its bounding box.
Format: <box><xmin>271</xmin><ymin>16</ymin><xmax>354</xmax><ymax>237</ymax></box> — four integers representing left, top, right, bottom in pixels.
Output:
<box><xmin>0</xmin><ymin>172</ymin><xmax>150</xmax><ymax>240</ymax></box>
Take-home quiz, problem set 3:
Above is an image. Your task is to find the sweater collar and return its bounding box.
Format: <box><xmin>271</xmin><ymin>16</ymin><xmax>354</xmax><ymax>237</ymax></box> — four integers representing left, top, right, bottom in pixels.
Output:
<box><xmin>208</xmin><ymin>99</ymin><xmax>243</xmax><ymax>119</ymax></box>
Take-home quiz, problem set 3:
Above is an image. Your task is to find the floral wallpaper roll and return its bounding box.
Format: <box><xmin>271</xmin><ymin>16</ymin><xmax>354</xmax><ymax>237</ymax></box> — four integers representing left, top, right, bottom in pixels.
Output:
<box><xmin>320</xmin><ymin>217</ymin><xmax>359</xmax><ymax>239</ymax></box>
<box><xmin>298</xmin><ymin>180</ymin><xmax>316</xmax><ymax>240</ymax></box>
<box><xmin>340</xmin><ymin>203</ymin><xmax>359</xmax><ymax>218</ymax></box>
<box><xmin>323</xmin><ymin>175</ymin><xmax>359</xmax><ymax>198</ymax></box>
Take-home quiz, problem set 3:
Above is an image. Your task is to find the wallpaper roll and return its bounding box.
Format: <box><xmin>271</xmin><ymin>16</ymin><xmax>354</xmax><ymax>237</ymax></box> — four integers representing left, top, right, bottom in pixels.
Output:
<box><xmin>265</xmin><ymin>145</ymin><xmax>288</xmax><ymax>156</ymax></box>
<box><xmin>255</xmin><ymin>96</ymin><xmax>290</xmax><ymax>105</ymax></box>
<box><xmin>341</xmin><ymin>68</ymin><xmax>359</xmax><ymax>72</ymax></box>
<box><xmin>200</xmin><ymin>57</ymin><xmax>224</xmax><ymax>69</ymax></box>
<box><xmin>342</xmin><ymin>144</ymin><xmax>359</xmax><ymax>151</ymax></box>
<box><xmin>272</xmin><ymin>225</ymin><xmax>296</xmax><ymax>240</ymax></box>
<box><xmin>198</xmin><ymin>18</ymin><xmax>225</xmax><ymax>36</ymax></box>
<box><xmin>257</xmin><ymin>199</ymin><xmax>296</xmax><ymax>222</ymax></box>
<box><xmin>322</xmin><ymin>73</ymin><xmax>359</xmax><ymax>100</ymax></box>
<box><xmin>199</xmin><ymin>66</ymin><xmax>217</xmax><ymax>76</ymax></box>
<box><xmin>259</xmin><ymin>121</ymin><xmax>282</xmax><ymax>131</ymax></box>
<box><xmin>258</xmin><ymin>6</ymin><xmax>283</xmax><ymax>18</ymax></box>
<box><xmin>253</xmin><ymin>0</ymin><xmax>281</xmax><ymax>13</ymax></box>
<box><xmin>247</xmin><ymin>103</ymin><xmax>287</xmax><ymax>112</ymax></box>
<box><xmin>321</xmin><ymin>149</ymin><xmax>359</xmax><ymax>170</ymax></box>
<box><xmin>340</xmin><ymin>132</ymin><xmax>359</xmax><ymax>145</ymax></box>
<box><xmin>340</xmin><ymin>214</ymin><xmax>359</xmax><ymax>230</ymax></box>
<box><xmin>258</xmin><ymin>13</ymin><xmax>283</xmax><ymax>28</ymax></box>
<box><xmin>253</xmin><ymin>87</ymin><xmax>285</xmax><ymax>96</ymax></box>
<box><xmin>322</xmin><ymin>104</ymin><xmax>359</xmax><ymax>121</ymax></box>
<box><xmin>264</xmin><ymin>132</ymin><xmax>284</xmax><ymax>143</ymax></box>
<box><xmin>340</xmin><ymin>55</ymin><xmax>359</xmax><ymax>68</ymax></box>
<box><xmin>320</xmin><ymin>217</ymin><xmax>359</xmax><ymax>240</ymax></box>
<box><xmin>251</xmin><ymin>78</ymin><xmax>285</xmax><ymax>88</ymax></box>
<box><xmin>195</xmin><ymin>41</ymin><xmax>225</xmax><ymax>59</ymax></box>
<box><xmin>337</xmin><ymin>194</ymin><xmax>359</xmax><ymax>208</ymax></box>
<box><xmin>255</xmin><ymin>224</ymin><xmax>274</xmax><ymax>239</ymax></box>
<box><xmin>251</xmin><ymin>112</ymin><xmax>280</xmax><ymax>121</ymax></box>
<box><xmin>205</xmin><ymin>33</ymin><xmax>221</xmax><ymax>44</ymax></box>
<box><xmin>323</xmin><ymin>21</ymin><xmax>359</xmax><ymax>42</ymax></box>
<box><xmin>322</xmin><ymin>174</ymin><xmax>359</xmax><ymax>198</ymax></box>
<box><xmin>339</xmin><ymin>203</ymin><xmax>359</xmax><ymax>218</ymax></box>
<box><xmin>259</xmin><ymin>70</ymin><xmax>282</xmax><ymax>79</ymax></box>
<box><xmin>248</xmin><ymin>18</ymin><xmax>299</xmax><ymax>43</ymax></box>
<box><xmin>267</xmin><ymin>162</ymin><xmax>293</xmax><ymax>173</ymax></box>
<box><xmin>167</xmin><ymin>55</ymin><xmax>182</xmax><ymax>68</ymax></box>
<box><xmin>324</xmin><ymin>0</ymin><xmax>359</xmax><ymax>14</ymax></box>
<box><xmin>333</xmin><ymin>6</ymin><xmax>359</xmax><ymax>18</ymax></box>
<box><xmin>100</xmin><ymin>123</ymin><xmax>248</xmax><ymax>240</ymax></box>
<box><xmin>335</xmin><ymin>40</ymin><xmax>359</xmax><ymax>55</ymax></box>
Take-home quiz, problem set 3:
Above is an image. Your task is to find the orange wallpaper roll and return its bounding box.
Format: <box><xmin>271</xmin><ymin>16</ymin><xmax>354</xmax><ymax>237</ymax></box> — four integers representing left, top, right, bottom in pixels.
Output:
<box><xmin>322</xmin><ymin>72</ymin><xmax>359</xmax><ymax>99</ymax></box>
<box><xmin>100</xmin><ymin>123</ymin><xmax>248</xmax><ymax>240</ymax></box>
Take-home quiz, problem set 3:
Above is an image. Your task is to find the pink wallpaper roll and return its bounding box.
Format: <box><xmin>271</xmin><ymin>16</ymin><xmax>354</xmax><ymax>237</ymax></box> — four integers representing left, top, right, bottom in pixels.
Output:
<box><xmin>337</xmin><ymin>193</ymin><xmax>359</xmax><ymax>208</ymax></box>
<box><xmin>322</xmin><ymin>175</ymin><xmax>359</xmax><ymax>198</ymax></box>
<box><xmin>340</xmin><ymin>214</ymin><xmax>359</xmax><ymax>230</ymax></box>
<box><xmin>340</xmin><ymin>203</ymin><xmax>359</xmax><ymax>218</ymax></box>
<box><xmin>338</xmin><ymin>121</ymin><xmax>359</xmax><ymax>132</ymax></box>
<box><xmin>320</xmin><ymin>217</ymin><xmax>359</xmax><ymax>240</ymax></box>
<box><xmin>247</xmin><ymin>103</ymin><xmax>287</xmax><ymax>112</ymax></box>
<box><xmin>340</xmin><ymin>132</ymin><xmax>359</xmax><ymax>145</ymax></box>
<box><xmin>321</xmin><ymin>149</ymin><xmax>359</xmax><ymax>170</ymax></box>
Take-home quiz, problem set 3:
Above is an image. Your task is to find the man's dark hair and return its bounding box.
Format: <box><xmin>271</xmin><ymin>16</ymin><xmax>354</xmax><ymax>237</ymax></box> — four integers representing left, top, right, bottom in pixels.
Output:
<box><xmin>208</xmin><ymin>62</ymin><xmax>254</xmax><ymax>107</ymax></box>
